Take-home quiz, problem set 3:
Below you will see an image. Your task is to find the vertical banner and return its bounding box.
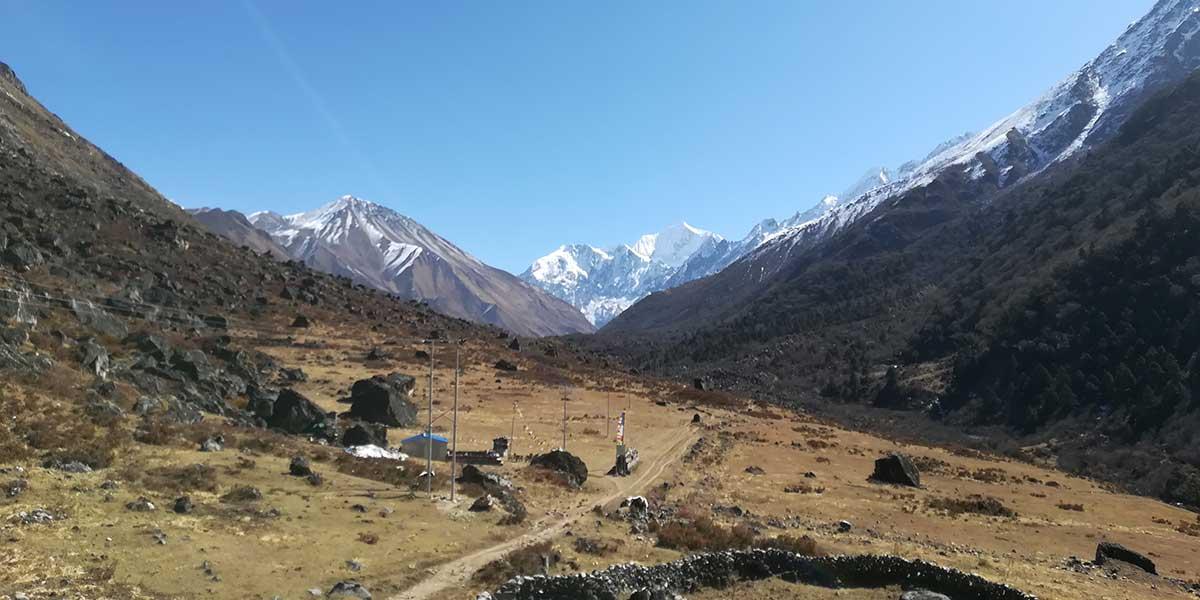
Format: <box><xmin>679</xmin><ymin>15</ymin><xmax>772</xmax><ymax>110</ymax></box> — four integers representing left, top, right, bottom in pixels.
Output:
<box><xmin>616</xmin><ymin>410</ymin><xmax>626</xmax><ymax>443</ymax></box>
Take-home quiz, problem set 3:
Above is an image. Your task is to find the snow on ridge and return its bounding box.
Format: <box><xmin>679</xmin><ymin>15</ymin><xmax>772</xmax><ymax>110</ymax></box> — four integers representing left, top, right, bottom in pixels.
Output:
<box><xmin>755</xmin><ymin>0</ymin><xmax>1200</xmax><ymax>260</ymax></box>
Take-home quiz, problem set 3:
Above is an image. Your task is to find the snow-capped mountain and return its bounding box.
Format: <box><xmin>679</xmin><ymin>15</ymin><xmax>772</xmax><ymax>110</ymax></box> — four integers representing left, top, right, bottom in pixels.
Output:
<box><xmin>605</xmin><ymin>0</ymin><xmax>1200</xmax><ymax>335</ymax></box>
<box><xmin>237</xmin><ymin>196</ymin><xmax>594</xmax><ymax>337</ymax></box>
<box><xmin>755</xmin><ymin>0</ymin><xmax>1200</xmax><ymax>260</ymax></box>
<box><xmin>521</xmin><ymin>163</ymin><xmax>900</xmax><ymax>327</ymax></box>
<box><xmin>521</xmin><ymin>223</ymin><xmax>724</xmax><ymax>326</ymax></box>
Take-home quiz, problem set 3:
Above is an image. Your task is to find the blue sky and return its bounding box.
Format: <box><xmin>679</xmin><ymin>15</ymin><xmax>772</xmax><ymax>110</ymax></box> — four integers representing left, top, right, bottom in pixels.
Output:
<box><xmin>2</xmin><ymin>1</ymin><xmax>1153</xmax><ymax>273</ymax></box>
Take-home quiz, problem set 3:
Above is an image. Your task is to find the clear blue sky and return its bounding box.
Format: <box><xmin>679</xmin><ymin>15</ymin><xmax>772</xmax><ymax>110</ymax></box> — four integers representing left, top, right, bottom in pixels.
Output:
<box><xmin>2</xmin><ymin>1</ymin><xmax>1153</xmax><ymax>273</ymax></box>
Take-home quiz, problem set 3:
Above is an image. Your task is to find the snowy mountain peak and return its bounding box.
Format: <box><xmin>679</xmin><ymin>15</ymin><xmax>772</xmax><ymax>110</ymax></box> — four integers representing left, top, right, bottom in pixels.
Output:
<box><xmin>756</xmin><ymin>0</ymin><xmax>1200</xmax><ymax>259</ymax></box>
<box><xmin>244</xmin><ymin>196</ymin><xmax>593</xmax><ymax>336</ymax></box>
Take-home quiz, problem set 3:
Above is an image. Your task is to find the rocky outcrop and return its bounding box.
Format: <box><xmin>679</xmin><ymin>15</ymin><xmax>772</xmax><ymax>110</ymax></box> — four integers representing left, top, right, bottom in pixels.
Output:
<box><xmin>869</xmin><ymin>453</ymin><xmax>921</xmax><ymax>487</ymax></box>
<box><xmin>482</xmin><ymin>550</ymin><xmax>1036</xmax><ymax>600</ymax></box>
<box><xmin>1095</xmin><ymin>542</ymin><xmax>1156</xmax><ymax>574</ymax></box>
<box><xmin>530</xmin><ymin>449</ymin><xmax>588</xmax><ymax>488</ymax></box>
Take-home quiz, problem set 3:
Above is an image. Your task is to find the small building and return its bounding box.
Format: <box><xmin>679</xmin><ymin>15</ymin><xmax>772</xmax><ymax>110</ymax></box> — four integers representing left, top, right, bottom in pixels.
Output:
<box><xmin>400</xmin><ymin>432</ymin><xmax>449</xmax><ymax>461</ymax></box>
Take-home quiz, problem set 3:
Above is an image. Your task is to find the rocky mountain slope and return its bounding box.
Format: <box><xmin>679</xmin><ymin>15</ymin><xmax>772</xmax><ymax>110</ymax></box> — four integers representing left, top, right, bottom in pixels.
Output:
<box><xmin>187</xmin><ymin>206</ymin><xmax>289</xmax><ymax>260</ymax></box>
<box><xmin>205</xmin><ymin>196</ymin><xmax>594</xmax><ymax>337</ymax></box>
<box><xmin>588</xmin><ymin>0</ymin><xmax>1200</xmax><ymax>508</ymax></box>
<box><xmin>606</xmin><ymin>0</ymin><xmax>1200</xmax><ymax>335</ymax></box>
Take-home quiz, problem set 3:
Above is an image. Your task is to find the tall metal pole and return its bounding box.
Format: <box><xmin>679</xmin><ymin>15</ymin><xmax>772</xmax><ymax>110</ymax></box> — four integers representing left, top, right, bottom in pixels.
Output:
<box><xmin>426</xmin><ymin>339</ymin><xmax>434</xmax><ymax>498</ymax></box>
<box><xmin>510</xmin><ymin>401</ymin><xmax>517</xmax><ymax>454</ymax></box>
<box><xmin>606</xmin><ymin>392</ymin><xmax>611</xmax><ymax>439</ymax></box>
<box><xmin>561</xmin><ymin>394</ymin><xmax>568</xmax><ymax>451</ymax></box>
<box><xmin>450</xmin><ymin>341</ymin><xmax>460</xmax><ymax>502</ymax></box>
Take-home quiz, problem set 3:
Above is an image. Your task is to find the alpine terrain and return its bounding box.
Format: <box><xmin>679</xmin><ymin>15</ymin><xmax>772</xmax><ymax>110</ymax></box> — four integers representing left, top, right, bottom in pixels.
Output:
<box><xmin>522</xmin><ymin>167</ymin><xmax>895</xmax><ymax>326</ymax></box>
<box><xmin>194</xmin><ymin>197</ymin><xmax>595</xmax><ymax>337</ymax></box>
<box><xmin>597</xmin><ymin>0</ymin><xmax>1200</xmax><ymax>507</ymax></box>
<box><xmin>5</xmin><ymin>2</ymin><xmax>1200</xmax><ymax>600</ymax></box>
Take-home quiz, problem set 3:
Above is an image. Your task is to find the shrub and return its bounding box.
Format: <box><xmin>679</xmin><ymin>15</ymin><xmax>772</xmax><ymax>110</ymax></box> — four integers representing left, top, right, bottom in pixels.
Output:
<box><xmin>927</xmin><ymin>495</ymin><xmax>1016</xmax><ymax>518</ymax></box>
<box><xmin>127</xmin><ymin>463</ymin><xmax>220</xmax><ymax>494</ymax></box>
<box><xmin>572</xmin><ymin>536</ymin><xmax>622</xmax><ymax>556</ymax></box>
<box><xmin>656</xmin><ymin>514</ymin><xmax>757</xmax><ymax>552</ymax></box>
<box><xmin>1056</xmin><ymin>502</ymin><xmax>1085</xmax><ymax>512</ymax></box>
<box><xmin>474</xmin><ymin>542</ymin><xmax>560</xmax><ymax>585</ymax></box>
<box><xmin>755</xmin><ymin>534</ymin><xmax>821</xmax><ymax>556</ymax></box>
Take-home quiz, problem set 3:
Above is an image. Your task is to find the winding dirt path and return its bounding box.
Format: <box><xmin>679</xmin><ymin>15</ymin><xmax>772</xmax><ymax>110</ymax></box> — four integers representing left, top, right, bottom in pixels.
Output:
<box><xmin>390</xmin><ymin>426</ymin><xmax>697</xmax><ymax>600</ymax></box>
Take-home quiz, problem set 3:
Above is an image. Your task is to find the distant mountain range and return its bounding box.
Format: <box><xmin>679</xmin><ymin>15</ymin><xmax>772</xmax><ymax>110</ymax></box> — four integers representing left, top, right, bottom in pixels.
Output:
<box><xmin>191</xmin><ymin>197</ymin><xmax>594</xmax><ymax>337</ymax></box>
<box><xmin>519</xmin><ymin>166</ymin><xmax>896</xmax><ymax>326</ymax></box>
<box><xmin>606</xmin><ymin>0</ymin><xmax>1200</xmax><ymax>336</ymax></box>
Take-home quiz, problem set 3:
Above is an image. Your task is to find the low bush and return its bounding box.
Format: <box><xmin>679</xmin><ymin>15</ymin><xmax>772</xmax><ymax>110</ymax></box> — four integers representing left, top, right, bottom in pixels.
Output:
<box><xmin>927</xmin><ymin>494</ymin><xmax>1016</xmax><ymax>518</ymax></box>
<box><xmin>474</xmin><ymin>542</ymin><xmax>560</xmax><ymax>585</ymax></box>
<box><xmin>754</xmin><ymin>534</ymin><xmax>821</xmax><ymax>556</ymax></box>
<box><xmin>656</xmin><ymin>513</ymin><xmax>756</xmax><ymax>552</ymax></box>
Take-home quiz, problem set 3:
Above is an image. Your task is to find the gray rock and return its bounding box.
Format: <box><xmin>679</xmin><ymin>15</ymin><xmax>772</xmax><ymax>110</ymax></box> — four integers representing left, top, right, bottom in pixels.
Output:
<box><xmin>200</xmin><ymin>436</ymin><xmax>224</xmax><ymax>452</ymax></box>
<box><xmin>469</xmin><ymin>495</ymin><xmax>496</xmax><ymax>512</ymax></box>
<box><xmin>870</xmin><ymin>453</ymin><xmax>921</xmax><ymax>487</ymax></box>
<box><xmin>173</xmin><ymin>496</ymin><xmax>194</xmax><ymax>514</ymax></box>
<box><xmin>328</xmin><ymin>580</ymin><xmax>371</xmax><ymax>599</ymax></box>
<box><xmin>1095</xmin><ymin>541</ymin><xmax>1156</xmax><ymax>574</ymax></box>
<box><xmin>901</xmin><ymin>591</ymin><xmax>951</xmax><ymax>600</ymax></box>
<box><xmin>70</xmin><ymin>298</ymin><xmax>128</xmax><ymax>338</ymax></box>
<box><xmin>289</xmin><ymin>455</ymin><xmax>313</xmax><ymax>477</ymax></box>
<box><xmin>126</xmin><ymin>497</ymin><xmax>157</xmax><ymax>512</ymax></box>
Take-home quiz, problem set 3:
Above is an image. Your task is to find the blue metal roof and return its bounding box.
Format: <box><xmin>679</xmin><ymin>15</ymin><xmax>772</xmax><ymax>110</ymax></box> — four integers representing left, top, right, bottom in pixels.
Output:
<box><xmin>402</xmin><ymin>432</ymin><xmax>448</xmax><ymax>443</ymax></box>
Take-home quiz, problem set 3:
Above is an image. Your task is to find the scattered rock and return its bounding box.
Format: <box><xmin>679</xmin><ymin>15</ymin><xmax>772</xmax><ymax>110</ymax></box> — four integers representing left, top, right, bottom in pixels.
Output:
<box><xmin>346</xmin><ymin>559</ymin><xmax>364</xmax><ymax>572</ymax></box>
<box><xmin>4</xmin><ymin>479</ymin><xmax>28</xmax><ymax>498</ymax></box>
<box><xmin>199</xmin><ymin>436</ymin><xmax>224</xmax><ymax>452</ymax></box>
<box><xmin>126</xmin><ymin>497</ymin><xmax>157</xmax><ymax>512</ymax></box>
<box><xmin>691</xmin><ymin>414</ymin><xmax>701</xmax><ymax>424</ymax></box>
<box><xmin>222</xmin><ymin>486</ymin><xmax>263</xmax><ymax>503</ymax></box>
<box><xmin>173</xmin><ymin>496</ymin><xmax>194</xmax><ymax>514</ymax></box>
<box><xmin>837</xmin><ymin>520</ymin><xmax>853</xmax><ymax>533</ymax></box>
<box><xmin>494</xmin><ymin>359</ymin><xmax>518</xmax><ymax>372</ymax></box>
<box><xmin>341</xmin><ymin>422</ymin><xmax>388</xmax><ymax>448</ymax></box>
<box><xmin>306</xmin><ymin>472</ymin><xmax>324</xmax><ymax>487</ymax></box>
<box><xmin>744</xmin><ymin>465</ymin><xmax>765</xmax><ymax>475</ymax></box>
<box><xmin>289</xmin><ymin>455</ymin><xmax>314</xmax><ymax>477</ymax></box>
<box><xmin>869</xmin><ymin>453</ymin><xmax>921</xmax><ymax>487</ymax></box>
<box><xmin>530</xmin><ymin>450</ymin><xmax>588</xmax><ymax>488</ymax></box>
<box><xmin>328</xmin><ymin>580</ymin><xmax>371</xmax><ymax>599</ymax></box>
<box><xmin>692</xmin><ymin>377</ymin><xmax>710</xmax><ymax>391</ymax></box>
<box><xmin>365</xmin><ymin>347</ymin><xmax>390</xmax><ymax>361</ymax></box>
<box><xmin>44</xmin><ymin>459</ymin><xmax>93</xmax><ymax>474</ymax></box>
<box><xmin>15</xmin><ymin>509</ymin><xmax>56</xmax><ymax>525</ymax></box>
<box><xmin>900</xmin><ymin>591</ymin><xmax>951</xmax><ymax>600</ymax></box>
<box><xmin>507</xmin><ymin>338</ymin><xmax>521</xmax><ymax>352</ymax></box>
<box><xmin>1095</xmin><ymin>542</ymin><xmax>1156</xmax><ymax>574</ymax></box>
<box><xmin>469</xmin><ymin>495</ymin><xmax>496</xmax><ymax>512</ymax></box>
<box><xmin>291</xmin><ymin>315</ymin><xmax>311</xmax><ymax>328</ymax></box>
<box><xmin>77</xmin><ymin>339</ymin><xmax>110</xmax><ymax>379</ymax></box>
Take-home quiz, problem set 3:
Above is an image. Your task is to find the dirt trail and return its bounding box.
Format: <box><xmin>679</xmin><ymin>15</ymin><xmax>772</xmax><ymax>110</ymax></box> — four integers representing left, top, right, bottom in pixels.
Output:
<box><xmin>390</xmin><ymin>426</ymin><xmax>698</xmax><ymax>600</ymax></box>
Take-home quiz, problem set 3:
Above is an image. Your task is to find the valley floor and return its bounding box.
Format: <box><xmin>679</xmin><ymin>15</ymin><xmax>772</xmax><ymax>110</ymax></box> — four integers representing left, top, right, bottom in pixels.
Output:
<box><xmin>2</xmin><ymin>324</ymin><xmax>1197</xmax><ymax>600</ymax></box>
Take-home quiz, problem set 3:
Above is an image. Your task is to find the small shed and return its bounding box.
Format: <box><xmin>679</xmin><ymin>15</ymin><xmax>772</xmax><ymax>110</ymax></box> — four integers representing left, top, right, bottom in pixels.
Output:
<box><xmin>401</xmin><ymin>432</ymin><xmax>449</xmax><ymax>461</ymax></box>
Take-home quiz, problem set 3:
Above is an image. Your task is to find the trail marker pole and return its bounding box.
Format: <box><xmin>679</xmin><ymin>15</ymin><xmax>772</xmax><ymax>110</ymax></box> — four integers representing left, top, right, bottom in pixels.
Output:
<box><xmin>450</xmin><ymin>340</ymin><xmax>460</xmax><ymax>502</ymax></box>
<box><xmin>425</xmin><ymin>339</ymin><xmax>435</xmax><ymax>498</ymax></box>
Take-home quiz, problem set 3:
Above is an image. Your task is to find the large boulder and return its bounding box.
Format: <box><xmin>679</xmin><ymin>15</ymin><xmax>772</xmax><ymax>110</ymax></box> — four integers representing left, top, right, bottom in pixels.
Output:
<box><xmin>341</xmin><ymin>422</ymin><xmax>388</xmax><ymax>447</ymax></box>
<box><xmin>530</xmin><ymin>449</ymin><xmax>588</xmax><ymax>488</ymax></box>
<box><xmin>348</xmin><ymin>373</ymin><xmax>418</xmax><ymax>427</ymax></box>
<box><xmin>458</xmin><ymin>465</ymin><xmax>514</xmax><ymax>496</ymax></box>
<box><xmin>869</xmin><ymin>453</ymin><xmax>920</xmax><ymax>487</ymax></box>
<box><xmin>263</xmin><ymin>388</ymin><xmax>327</xmax><ymax>434</ymax></box>
<box><xmin>1095</xmin><ymin>542</ymin><xmax>1156</xmax><ymax>574</ymax></box>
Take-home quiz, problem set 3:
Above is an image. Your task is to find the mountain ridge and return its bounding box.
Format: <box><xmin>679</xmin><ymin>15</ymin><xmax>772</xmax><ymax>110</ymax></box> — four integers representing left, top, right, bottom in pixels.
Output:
<box><xmin>193</xmin><ymin>196</ymin><xmax>595</xmax><ymax>337</ymax></box>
